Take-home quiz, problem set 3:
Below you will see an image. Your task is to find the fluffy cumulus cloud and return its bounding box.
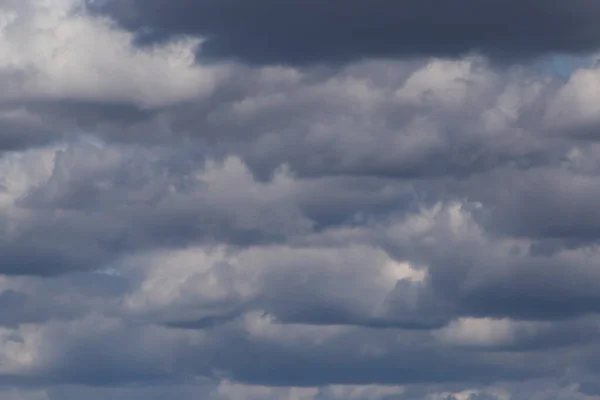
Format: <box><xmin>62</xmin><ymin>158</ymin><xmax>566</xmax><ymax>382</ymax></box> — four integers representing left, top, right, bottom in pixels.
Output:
<box><xmin>3</xmin><ymin>0</ymin><xmax>600</xmax><ymax>399</ymax></box>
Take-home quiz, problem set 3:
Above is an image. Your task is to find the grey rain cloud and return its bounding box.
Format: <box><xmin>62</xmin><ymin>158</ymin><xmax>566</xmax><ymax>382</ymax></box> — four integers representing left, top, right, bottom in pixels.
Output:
<box><xmin>88</xmin><ymin>0</ymin><xmax>600</xmax><ymax>65</ymax></box>
<box><xmin>4</xmin><ymin>0</ymin><xmax>600</xmax><ymax>399</ymax></box>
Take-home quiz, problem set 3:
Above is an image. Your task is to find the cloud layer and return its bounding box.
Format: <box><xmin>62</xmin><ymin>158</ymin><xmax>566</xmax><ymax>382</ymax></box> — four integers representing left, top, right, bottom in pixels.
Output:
<box><xmin>3</xmin><ymin>0</ymin><xmax>600</xmax><ymax>399</ymax></box>
<box><xmin>89</xmin><ymin>0</ymin><xmax>600</xmax><ymax>65</ymax></box>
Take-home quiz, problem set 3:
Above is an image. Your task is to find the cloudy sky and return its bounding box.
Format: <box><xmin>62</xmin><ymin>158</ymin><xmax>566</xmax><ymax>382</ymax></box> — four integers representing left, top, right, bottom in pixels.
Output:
<box><xmin>2</xmin><ymin>0</ymin><xmax>600</xmax><ymax>399</ymax></box>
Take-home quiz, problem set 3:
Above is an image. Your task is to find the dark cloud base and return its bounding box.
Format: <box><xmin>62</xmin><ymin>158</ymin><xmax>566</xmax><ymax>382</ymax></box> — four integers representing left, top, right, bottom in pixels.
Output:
<box><xmin>88</xmin><ymin>0</ymin><xmax>600</xmax><ymax>65</ymax></box>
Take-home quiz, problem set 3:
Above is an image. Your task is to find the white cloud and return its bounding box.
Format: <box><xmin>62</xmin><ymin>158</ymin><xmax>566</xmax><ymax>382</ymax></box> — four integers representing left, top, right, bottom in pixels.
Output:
<box><xmin>395</xmin><ymin>58</ymin><xmax>494</xmax><ymax>109</ymax></box>
<box><xmin>0</xmin><ymin>0</ymin><xmax>221</xmax><ymax>108</ymax></box>
<box><xmin>544</xmin><ymin>65</ymin><xmax>600</xmax><ymax>130</ymax></box>
<box><xmin>0</xmin><ymin>325</ymin><xmax>44</xmax><ymax>375</ymax></box>
<box><xmin>434</xmin><ymin>318</ymin><xmax>524</xmax><ymax>348</ymax></box>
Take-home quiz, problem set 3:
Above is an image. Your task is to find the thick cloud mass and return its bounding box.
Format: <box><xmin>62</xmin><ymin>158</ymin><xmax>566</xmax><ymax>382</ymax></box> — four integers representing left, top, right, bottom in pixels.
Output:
<box><xmin>4</xmin><ymin>0</ymin><xmax>600</xmax><ymax>399</ymax></box>
<box><xmin>89</xmin><ymin>0</ymin><xmax>600</xmax><ymax>65</ymax></box>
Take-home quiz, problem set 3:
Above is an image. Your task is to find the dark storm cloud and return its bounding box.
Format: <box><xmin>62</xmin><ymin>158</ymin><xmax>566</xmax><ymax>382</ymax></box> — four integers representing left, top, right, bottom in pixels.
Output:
<box><xmin>24</xmin><ymin>100</ymin><xmax>155</xmax><ymax>126</ymax></box>
<box><xmin>0</xmin><ymin>309</ymin><xmax>554</xmax><ymax>388</ymax></box>
<box><xmin>163</xmin><ymin>309</ymin><xmax>247</xmax><ymax>330</ymax></box>
<box><xmin>188</xmin><ymin>328</ymin><xmax>550</xmax><ymax>387</ymax></box>
<box><xmin>0</xmin><ymin>99</ymin><xmax>166</xmax><ymax>155</ymax></box>
<box><xmin>0</xmin><ymin>122</ymin><xmax>57</xmax><ymax>153</ymax></box>
<box><xmin>0</xmin><ymin>105</ymin><xmax>65</xmax><ymax>153</ymax></box>
<box><xmin>0</xmin><ymin>272</ymin><xmax>128</xmax><ymax>327</ymax></box>
<box><xmin>454</xmin><ymin>167</ymin><xmax>600</xmax><ymax>241</ymax></box>
<box><xmin>420</xmin><ymin>237</ymin><xmax>600</xmax><ymax>321</ymax></box>
<box><xmin>88</xmin><ymin>0</ymin><xmax>600</xmax><ymax>65</ymax></box>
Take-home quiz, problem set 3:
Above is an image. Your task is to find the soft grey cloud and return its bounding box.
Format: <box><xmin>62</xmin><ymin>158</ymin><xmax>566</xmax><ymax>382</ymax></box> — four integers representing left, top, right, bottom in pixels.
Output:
<box><xmin>5</xmin><ymin>0</ymin><xmax>600</xmax><ymax>398</ymax></box>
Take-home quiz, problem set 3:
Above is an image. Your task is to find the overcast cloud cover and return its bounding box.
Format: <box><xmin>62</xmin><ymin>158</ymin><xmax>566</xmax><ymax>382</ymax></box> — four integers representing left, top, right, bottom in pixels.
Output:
<box><xmin>3</xmin><ymin>0</ymin><xmax>600</xmax><ymax>399</ymax></box>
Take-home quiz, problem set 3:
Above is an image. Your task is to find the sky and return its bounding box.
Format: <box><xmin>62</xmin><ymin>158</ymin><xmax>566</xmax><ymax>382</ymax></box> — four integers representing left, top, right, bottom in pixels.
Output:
<box><xmin>2</xmin><ymin>0</ymin><xmax>600</xmax><ymax>399</ymax></box>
